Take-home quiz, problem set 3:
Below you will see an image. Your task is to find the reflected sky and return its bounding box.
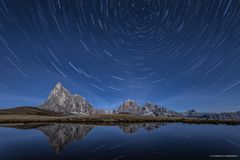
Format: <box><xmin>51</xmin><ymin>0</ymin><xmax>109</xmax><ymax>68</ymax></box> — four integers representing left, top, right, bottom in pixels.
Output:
<box><xmin>0</xmin><ymin>123</ymin><xmax>239</xmax><ymax>160</ymax></box>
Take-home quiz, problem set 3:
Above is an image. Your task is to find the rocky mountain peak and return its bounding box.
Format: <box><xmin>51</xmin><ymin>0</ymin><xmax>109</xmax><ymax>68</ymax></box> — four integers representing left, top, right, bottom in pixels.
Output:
<box><xmin>186</xmin><ymin>109</ymin><xmax>198</xmax><ymax>115</ymax></box>
<box><xmin>52</xmin><ymin>82</ymin><xmax>64</xmax><ymax>92</ymax></box>
<box><xmin>143</xmin><ymin>102</ymin><xmax>158</xmax><ymax>108</ymax></box>
<box><xmin>116</xmin><ymin>99</ymin><xmax>141</xmax><ymax>115</ymax></box>
<box><xmin>115</xmin><ymin>100</ymin><xmax>179</xmax><ymax>117</ymax></box>
<box><xmin>142</xmin><ymin>102</ymin><xmax>159</xmax><ymax>113</ymax></box>
<box><xmin>122</xmin><ymin>99</ymin><xmax>139</xmax><ymax>109</ymax></box>
<box><xmin>39</xmin><ymin>83</ymin><xmax>94</xmax><ymax>115</ymax></box>
<box><xmin>125</xmin><ymin>99</ymin><xmax>136</xmax><ymax>104</ymax></box>
<box><xmin>49</xmin><ymin>82</ymin><xmax>70</xmax><ymax>99</ymax></box>
<box><xmin>126</xmin><ymin>99</ymin><xmax>135</xmax><ymax>102</ymax></box>
<box><xmin>55</xmin><ymin>82</ymin><xmax>62</xmax><ymax>89</ymax></box>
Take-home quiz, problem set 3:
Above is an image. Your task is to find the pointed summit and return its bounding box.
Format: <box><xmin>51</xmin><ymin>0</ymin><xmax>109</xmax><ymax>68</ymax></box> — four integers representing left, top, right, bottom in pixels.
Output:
<box><xmin>55</xmin><ymin>82</ymin><xmax>62</xmax><ymax>89</ymax></box>
<box><xmin>51</xmin><ymin>82</ymin><xmax>64</xmax><ymax>93</ymax></box>
<box><xmin>39</xmin><ymin>82</ymin><xmax>94</xmax><ymax>115</ymax></box>
<box><xmin>49</xmin><ymin>83</ymin><xmax>70</xmax><ymax>100</ymax></box>
<box><xmin>125</xmin><ymin>99</ymin><xmax>135</xmax><ymax>103</ymax></box>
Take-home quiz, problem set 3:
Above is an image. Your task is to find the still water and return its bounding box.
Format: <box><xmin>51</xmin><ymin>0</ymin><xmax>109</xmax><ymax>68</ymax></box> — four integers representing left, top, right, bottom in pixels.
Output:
<box><xmin>0</xmin><ymin>123</ymin><xmax>239</xmax><ymax>160</ymax></box>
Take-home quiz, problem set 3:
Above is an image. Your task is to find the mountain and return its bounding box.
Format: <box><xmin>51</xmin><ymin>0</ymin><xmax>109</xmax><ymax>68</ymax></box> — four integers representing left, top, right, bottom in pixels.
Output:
<box><xmin>39</xmin><ymin>83</ymin><xmax>94</xmax><ymax>115</ymax></box>
<box><xmin>116</xmin><ymin>99</ymin><xmax>142</xmax><ymax>115</ymax></box>
<box><xmin>115</xmin><ymin>100</ymin><xmax>240</xmax><ymax>120</ymax></box>
<box><xmin>141</xmin><ymin>102</ymin><xmax>159</xmax><ymax>116</ymax></box>
<box><xmin>115</xmin><ymin>101</ymin><xmax>180</xmax><ymax>117</ymax></box>
<box><xmin>142</xmin><ymin>102</ymin><xmax>180</xmax><ymax>117</ymax></box>
<box><xmin>183</xmin><ymin>110</ymin><xmax>240</xmax><ymax>120</ymax></box>
<box><xmin>35</xmin><ymin>82</ymin><xmax>240</xmax><ymax>120</ymax></box>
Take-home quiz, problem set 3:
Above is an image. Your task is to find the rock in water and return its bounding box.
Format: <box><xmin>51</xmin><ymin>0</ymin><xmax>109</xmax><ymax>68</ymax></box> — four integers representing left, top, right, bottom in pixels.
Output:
<box><xmin>39</xmin><ymin>82</ymin><xmax>94</xmax><ymax>115</ymax></box>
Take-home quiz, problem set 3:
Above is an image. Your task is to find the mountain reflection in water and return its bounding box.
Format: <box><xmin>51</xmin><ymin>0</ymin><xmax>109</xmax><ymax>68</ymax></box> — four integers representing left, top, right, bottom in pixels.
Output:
<box><xmin>1</xmin><ymin>123</ymin><xmax>240</xmax><ymax>160</ymax></box>
<box><xmin>38</xmin><ymin>124</ymin><xmax>94</xmax><ymax>152</ymax></box>
<box><xmin>30</xmin><ymin>123</ymin><xmax>166</xmax><ymax>152</ymax></box>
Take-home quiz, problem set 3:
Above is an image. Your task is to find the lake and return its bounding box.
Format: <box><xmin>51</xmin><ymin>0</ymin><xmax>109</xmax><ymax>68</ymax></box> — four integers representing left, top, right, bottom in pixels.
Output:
<box><xmin>0</xmin><ymin>123</ymin><xmax>239</xmax><ymax>160</ymax></box>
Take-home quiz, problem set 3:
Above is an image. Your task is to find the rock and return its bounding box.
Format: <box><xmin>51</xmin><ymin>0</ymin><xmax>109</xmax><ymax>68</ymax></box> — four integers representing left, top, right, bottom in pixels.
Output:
<box><xmin>183</xmin><ymin>110</ymin><xmax>240</xmax><ymax>120</ymax></box>
<box><xmin>37</xmin><ymin>83</ymin><xmax>240</xmax><ymax>120</ymax></box>
<box><xmin>116</xmin><ymin>99</ymin><xmax>142</xmax><ymax>115</ymax></box>
<box><xmin>142</xmin><ymin>102</ymin><xmax>158</xmax><ymax>115</ymax></box>
<box><xmin>115</xmin><ymin>101</ymin><xmax>179</xmax><ymax>117</ymax></box>
<box><xmin>39</xmin><ymin>82</ymin><xmax>94</xmax><ymax>115</ymax></box>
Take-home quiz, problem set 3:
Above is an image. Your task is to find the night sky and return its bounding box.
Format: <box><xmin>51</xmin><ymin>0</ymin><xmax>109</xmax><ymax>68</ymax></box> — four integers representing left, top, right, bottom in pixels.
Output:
<box><xmin>0</xmin><ymin>0</ymin><xmax>240</xmax><ymax>112</ymax></box>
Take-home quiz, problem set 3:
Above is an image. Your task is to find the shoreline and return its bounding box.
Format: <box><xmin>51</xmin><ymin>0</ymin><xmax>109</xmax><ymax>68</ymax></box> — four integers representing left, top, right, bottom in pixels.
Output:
<box><xmin>0</xmin><ymin>114</ymin><xmax>239</xmax><ymax>125</ymax></box>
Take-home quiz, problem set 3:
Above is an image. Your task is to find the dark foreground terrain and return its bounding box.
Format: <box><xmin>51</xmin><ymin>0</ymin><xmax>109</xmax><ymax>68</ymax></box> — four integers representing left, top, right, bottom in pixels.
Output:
<box><xmin>0</xmin><ymin>106</ymin><xmax>62</xmax><ymax>116</ymax></box>
<box><xmin>0</xmin><ymin>107</ymin><xmax>239</xmax><ymax>125</ymax></box>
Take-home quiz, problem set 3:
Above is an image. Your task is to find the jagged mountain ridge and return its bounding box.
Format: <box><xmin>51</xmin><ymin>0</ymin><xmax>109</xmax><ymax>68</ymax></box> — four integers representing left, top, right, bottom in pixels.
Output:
<box><xmin>39</xmin><ymin>83</ymin><xmax>94</xmax><ymax>115</ymax></box>
<box><xmin>116</xmin><ymin>100</ymin><xmax>240</xmax><ymax>120</ymax></box>
<box><xmin>38</xmin><ymin>83</ymin><xmax>240</xmax><ymax>120</ymax></box>
<box><xmin>115</xmin><ymin>100</ymin><xmax>181</xmax><ymax>117</ymax></box>
<box><xmin>117</xmin><ymin>99</ymin><xmax>142</xmax><ymax>115</ymax></box>
<box><xmin>183</xmin><ymin>109</ymin><xmax>240</xmax><ymax>120</ymax></box>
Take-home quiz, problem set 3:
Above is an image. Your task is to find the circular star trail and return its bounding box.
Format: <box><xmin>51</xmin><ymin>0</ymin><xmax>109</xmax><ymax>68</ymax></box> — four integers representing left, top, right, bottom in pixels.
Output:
<box><xmin>0</xmin><ymin>0</ymin><xmax>240</xmax><ymax>111</ymax></box>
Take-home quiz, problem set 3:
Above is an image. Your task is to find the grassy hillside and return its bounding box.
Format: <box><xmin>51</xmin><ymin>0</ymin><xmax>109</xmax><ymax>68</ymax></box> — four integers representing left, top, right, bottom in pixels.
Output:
<box><xmin>0</xmin><ymin>106</ymin><xmax>62</xmax><ymax>116</ymax></box>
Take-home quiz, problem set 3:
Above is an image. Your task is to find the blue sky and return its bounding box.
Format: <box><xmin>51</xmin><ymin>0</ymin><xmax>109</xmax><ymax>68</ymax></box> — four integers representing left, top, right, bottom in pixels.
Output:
<box><xmin>0</xmin><ymin>0</ymin><xmax>240</xmax><ymax>112</ymax></box>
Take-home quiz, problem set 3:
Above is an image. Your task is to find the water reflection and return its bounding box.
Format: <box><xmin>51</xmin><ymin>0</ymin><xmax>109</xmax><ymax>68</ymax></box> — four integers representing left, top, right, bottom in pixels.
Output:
<box><xmin>24</xmin><ymin>123</ymin><xmax>166</xmax><ymax>152</ymax></box>
<box><xmin>38</xmin><ymin>124</ymin><xmax>95</xmax><ymax>152</ymax></box>
<box><xmin>119</xmin><ymin>123</ymin><xmax>166</xmax><ymax>134</ymax></box>
<box><xmin>1</xmin><ymin>123</ymin><xmax>239</xmax><ymax>160</ymax></box>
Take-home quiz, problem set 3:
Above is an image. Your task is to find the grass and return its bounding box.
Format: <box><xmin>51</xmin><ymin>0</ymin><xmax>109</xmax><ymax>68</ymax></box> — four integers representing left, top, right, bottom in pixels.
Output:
<box><xmin>0</xmin><ymin>106</ymin><xmax>62</xmax><ymax>116</ymax></box>
<box><xmin>0</xmin><ymin>107</ymin><xmax>239</xmax><ymax>125</ymax></box>
<box><xmin>0</xmin><ymin>113</ymin><xmax>239</xmax><ymax>125</ymax></box>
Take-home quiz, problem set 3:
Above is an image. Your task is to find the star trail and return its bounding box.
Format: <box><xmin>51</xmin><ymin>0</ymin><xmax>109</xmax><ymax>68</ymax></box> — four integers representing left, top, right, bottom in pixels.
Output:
<box><xmin>0</xmin><ymin>0</ymin><xmax>240</xmax><ymax>112</ymax></box>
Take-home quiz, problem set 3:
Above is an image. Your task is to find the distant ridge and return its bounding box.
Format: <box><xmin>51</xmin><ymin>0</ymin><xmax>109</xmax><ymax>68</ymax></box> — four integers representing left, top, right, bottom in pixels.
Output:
<box><xmin>1</xmin><ymin>82</ymin><xmax>239</xmax><ymax>121</ymax></box>
<box><xmin>115</xmin><ymin>100</ymin><xmax>181</xmax><ymax>117</ymax></box>
<box><xmin>37</xmin><ymin>83</ymin><xmax>240</xmax><ymax>120</ymax></box>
